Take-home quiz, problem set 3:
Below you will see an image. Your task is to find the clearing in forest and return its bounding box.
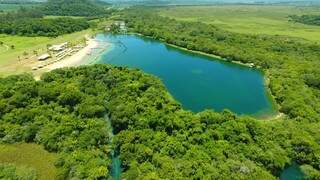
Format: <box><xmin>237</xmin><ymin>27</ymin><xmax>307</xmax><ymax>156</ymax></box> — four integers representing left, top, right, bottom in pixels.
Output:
<box><xmin>0</xmin><ymin>143</ymin><xmax>57</xmax><ymax>180</ymax></box>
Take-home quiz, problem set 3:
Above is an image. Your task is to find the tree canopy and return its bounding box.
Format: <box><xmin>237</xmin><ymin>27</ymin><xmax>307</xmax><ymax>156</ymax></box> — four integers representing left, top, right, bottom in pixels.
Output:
<box><xmin>42</xmin><ymin>0</ymin><xmax>108</xmax><ymax>17</ymax></box>
<box><xmin>289</xmin><ymin>15</ymin><xmax>320</xmax><ymax>26</ymax></box>
<box><xmin>0</xmin><ymin>8</ymin><xmax>91</xmax><ymax>37</ymax></box>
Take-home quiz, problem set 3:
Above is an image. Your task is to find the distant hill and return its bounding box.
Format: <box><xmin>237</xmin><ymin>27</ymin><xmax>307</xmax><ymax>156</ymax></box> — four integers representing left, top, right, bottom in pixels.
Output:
<box><xmin>42</xmin><ymin>0</ymin><xmax>108</xmax><ymax>17</ymax></box>
<box><xmin>0</xmin><ymin>0</ymin><xmax>45</xmax><ymax>3</ymax></box>
<box><xmin>0</xmin><ymin>0</ymin><xmax>45</xmax><ymax>2</ymax></box>
<box><xmin>104</xmin><ymin>0</ymin><xmax>320</xmax><ymax>5</ymax></box>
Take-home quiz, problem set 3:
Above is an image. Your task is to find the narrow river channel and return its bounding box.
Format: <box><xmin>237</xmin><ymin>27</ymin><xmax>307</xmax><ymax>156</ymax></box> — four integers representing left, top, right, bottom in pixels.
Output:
<box><xmin>105</xmin><ymin>115</ymin><xmax>121</xmax><ymax>180</ymax></box>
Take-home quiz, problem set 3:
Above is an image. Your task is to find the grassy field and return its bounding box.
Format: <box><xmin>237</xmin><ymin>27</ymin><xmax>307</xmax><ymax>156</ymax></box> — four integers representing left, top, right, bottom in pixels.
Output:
<box><xmin>0</xmin><ymin>29</ymin><xmax>94</xmax><ymax>76</ymax></box>
<box><xmin>158</xmin><ymin>5</ymin><xmax>320</xmax><ymax>42</ymax></box>
<box><xmin>0</xmin><ymin>143</ymin><xmax>57</xmax><ymax>180</ymax></box>
<box><xmin>0</xmin><ymin>45</ymin><xmax>8</xmax><ymax>54</ymax></box>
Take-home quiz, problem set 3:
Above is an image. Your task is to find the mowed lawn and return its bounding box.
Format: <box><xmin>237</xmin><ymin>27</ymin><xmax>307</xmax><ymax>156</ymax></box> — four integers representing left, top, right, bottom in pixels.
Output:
<box><xmin>0</xmin><ymin>29</ymin><xmax>93</xmax><ymax>76</ymax></box>
<box><xmin>0</xmin><ymin>143</ymin><xmax>57</xmax><ymax>180</ymax></box>
<box><xmin>158</xmin><ymin>5</ymin><xmax>320</xmax><ymax>42</ymax></box>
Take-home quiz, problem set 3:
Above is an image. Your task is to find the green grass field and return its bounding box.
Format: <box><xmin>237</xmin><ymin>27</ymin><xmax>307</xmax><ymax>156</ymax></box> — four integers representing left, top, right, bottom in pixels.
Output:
<box><xmin>0</xmin><ymin>29</ymin><xmax>94</xmax><ymax>76</ymax></box>
<box><xmin>158</xmin><ymin>5</ymin><xmax>320</xmax><ymax>42</ymax></box>
<box><xmin>0</xmin><ymin>143</ymin><xmax>57</xmax><ymax>180</ymax></box>
<box><xmin>0</xmin><ymin>45</ymin><xmax>8</xmax><ymax>54</ymax></box>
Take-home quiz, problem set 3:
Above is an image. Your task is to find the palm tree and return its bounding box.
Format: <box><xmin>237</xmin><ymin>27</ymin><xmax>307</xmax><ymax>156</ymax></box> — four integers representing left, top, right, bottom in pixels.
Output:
<box><xmin>11</xmin><ymin>45</ymin><xmax>15</xmax><ymax>49</ymax></box>
<box><xmin>33</xmin><ymin>50</ymin><xmax>38</xmax><ymax>56</ymax></box>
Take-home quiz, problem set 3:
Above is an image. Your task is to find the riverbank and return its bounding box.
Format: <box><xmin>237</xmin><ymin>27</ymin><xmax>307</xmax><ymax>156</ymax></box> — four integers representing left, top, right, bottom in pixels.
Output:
<box><xmin>130</xmin><ymin>32</ymin><xmax>257</xmax><ymax>68</ymax></box>
<box><xmin>166</xmin><ymin>43</ymin><xmax>257</xmax><ymax>68</ymax></box>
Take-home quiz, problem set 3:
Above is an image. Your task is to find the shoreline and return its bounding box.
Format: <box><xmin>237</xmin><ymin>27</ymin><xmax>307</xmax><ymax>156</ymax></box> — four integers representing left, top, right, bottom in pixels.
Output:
<box><xmin>129</xmin><ymin>32</ymin><xmax>257</xmax><ymax>68</ymax></box>
<box><xmin>128</xmin><ymin>32</ymin><xmax>282</xmax><ymax>120</ymax></box>
<box><xmin>45</xmin><ymin>38</ymin><xmax>99</xmax><ymax>71</ymax></box>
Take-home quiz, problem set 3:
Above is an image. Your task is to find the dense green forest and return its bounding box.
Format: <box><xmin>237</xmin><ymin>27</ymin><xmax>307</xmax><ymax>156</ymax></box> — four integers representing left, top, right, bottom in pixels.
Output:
<box><xmin>1</xmin><ymin>65</ymin><xmax>320</xmax><ymax>179</ymax></box>
<box><xmin>42</xmin><ymin>0</ymin><xmax>108</xmax><ymax>17</ymax></box>
<box><xmin>0</xmin><ymin>66</ymin><xmax>113</xmax><ymax>179</ymax></box>
<box><xmin>0</xmin><ymin>8</ymin><xmax>90</xmax><ymax>37</ymax></box>
<box><xmin>289</xmin><ymin>15</ymin><xmax>320</xmax><ymax>26</ymax></box>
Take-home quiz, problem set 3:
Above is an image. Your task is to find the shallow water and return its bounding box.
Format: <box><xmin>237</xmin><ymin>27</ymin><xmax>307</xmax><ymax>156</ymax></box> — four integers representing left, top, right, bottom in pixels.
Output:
<box><xmin>104</xmin><ymin>115</ymin><xmax>121</xmax><ymax>179</ymax></box>
<box><xmin>95</xmin><ymin>34</ymin><xmax>275</xmax><ymax>116</ymax></box>
<box><xmin>111</xmin><ymin>155</ymin><xmax>121</xmax><ymax>180</ymax></box>
<box><xmin>280</xmin><ymin>163</ymin><xmax>304</xmax><ymax>180</ymax></box>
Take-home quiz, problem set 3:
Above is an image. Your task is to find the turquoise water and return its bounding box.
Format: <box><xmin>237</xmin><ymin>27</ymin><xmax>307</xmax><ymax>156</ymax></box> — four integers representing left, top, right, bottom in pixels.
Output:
<box><xmin>104</xmin><ymin>115</ymin><xmax>121</xmax><ymax>179</ymax></box>
<box><xmin>96</xmin><ymin>34</ymin><xmax>275</xmax><ymax>116</ymax></box>
<box><xmin>280</xmin><ymin>163</ymin><xmax>304</xmax><ymax>180</ymax></box>
<box><xmin>111</xmin><ymin>155</ymin><xmax>121</xmax><ymax>180</ymax></box>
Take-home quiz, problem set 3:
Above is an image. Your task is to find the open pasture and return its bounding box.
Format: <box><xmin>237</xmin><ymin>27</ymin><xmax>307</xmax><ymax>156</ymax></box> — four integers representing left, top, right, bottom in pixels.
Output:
<box><xmin>0</xmin><ymin>143</ymin><xmax>57</xmax><ymax>180</ymax></box>
<box><xmin>158</xmin><ymin>5</ymin><xmax>320</xmax><ymax>42</ymax></box>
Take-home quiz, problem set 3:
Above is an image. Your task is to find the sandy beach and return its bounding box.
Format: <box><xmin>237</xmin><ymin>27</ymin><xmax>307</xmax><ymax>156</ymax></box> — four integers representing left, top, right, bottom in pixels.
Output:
<box><xmin>45</xmin><ymin>38</ymin><xmax>99</xmax><ymax>71</ymax></box>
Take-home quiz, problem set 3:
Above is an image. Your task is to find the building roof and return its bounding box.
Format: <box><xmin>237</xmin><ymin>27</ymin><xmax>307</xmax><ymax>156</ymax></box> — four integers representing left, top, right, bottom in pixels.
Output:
<box><xmin>49</xmin><ymin>42</ymin><xmax>68</xmax><ymax>51</ymax></box>
<box><xmin>38</xmin><ymin>53</ymin><xmax>50</xmax><ymax>61</ymax></box>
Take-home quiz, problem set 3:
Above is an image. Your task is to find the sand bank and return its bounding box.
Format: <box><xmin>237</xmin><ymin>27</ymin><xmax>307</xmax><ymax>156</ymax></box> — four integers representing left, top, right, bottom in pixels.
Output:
<box><xmin>45</xmin><ymin>38</ymin><xmax>99</xmax><ymax>71</ymax></box>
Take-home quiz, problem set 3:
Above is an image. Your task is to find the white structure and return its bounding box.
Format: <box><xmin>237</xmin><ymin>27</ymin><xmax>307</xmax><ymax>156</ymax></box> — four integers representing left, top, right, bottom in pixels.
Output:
<box><xmin>49</xmin><ymin>42</ymin><xmax>68</xmax><ymax>51</ymax></box>
<box><xmin>114</xmin><ymin>21</ymin><xmax>127</xmax><ymax>32</ymax></box>
<box><xmin>119</xmin><ymin>22</ymin><xmax>126</xmax><ymax>31</ymax></box>
<box><xmin>38</xmin><ymin>53</ymin><xmax>50</xmax><ymax>61</ymax></box>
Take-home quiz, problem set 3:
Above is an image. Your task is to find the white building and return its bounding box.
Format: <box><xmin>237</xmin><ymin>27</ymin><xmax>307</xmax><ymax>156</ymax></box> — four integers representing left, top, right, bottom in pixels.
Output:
<box><xmin>49</xmin><ymin>42</ymin><xmax>68</xmax><ymax>51</ymax></box>
<box><xmin>38</xmin><ymin>53</ymin><xmax>51</xmax><ymax>61</ymax></box>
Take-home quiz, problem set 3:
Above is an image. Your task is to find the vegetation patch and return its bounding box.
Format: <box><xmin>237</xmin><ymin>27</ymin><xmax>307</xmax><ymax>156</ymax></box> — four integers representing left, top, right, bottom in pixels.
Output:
<box><xmin>0</xmin><ymin>143</ymin><xmax>57</xmax><ymax>180</ymax></box>
<box><xmin>0</xmin><ymin>8</ymin><xmax>91</xmax><ymax>37</ymax></box>
<box><xmin>0</xmin><ymin>163</ymin><xmax>37</xmax><ymax>180</ymax></box>
<box><xmin>42</xmin><ymin>0</ymin><xmax>109</xmax><ymax>17</ymax></box>
<box><xmin>0</xmin><ymin>68</ymin><xmax>115</xmax><ymax>179</ymax></box>
<box><xmin>289</xmin><ymin>15</ymin><xmax>320</xmax><ymax>26</ymax></box>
